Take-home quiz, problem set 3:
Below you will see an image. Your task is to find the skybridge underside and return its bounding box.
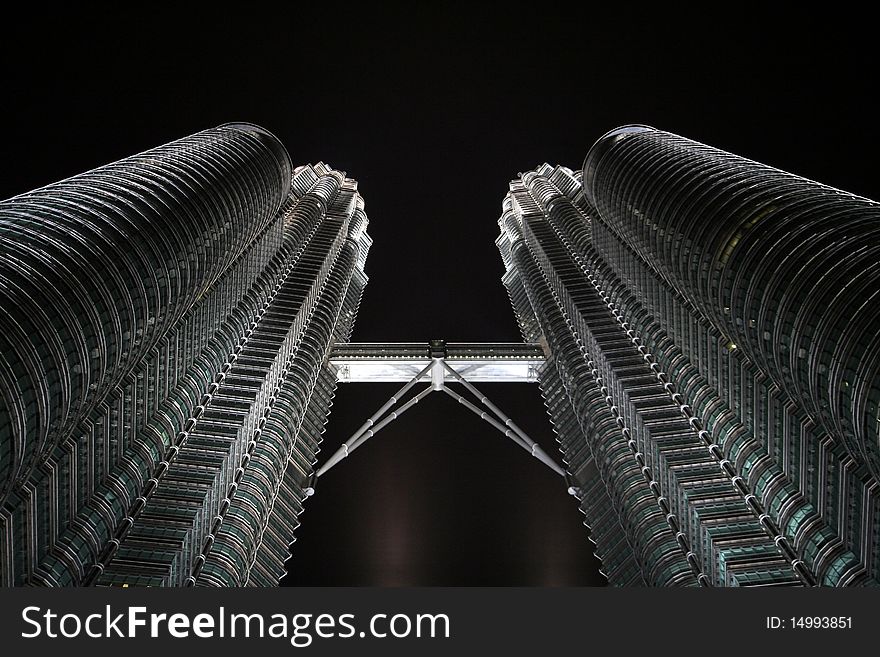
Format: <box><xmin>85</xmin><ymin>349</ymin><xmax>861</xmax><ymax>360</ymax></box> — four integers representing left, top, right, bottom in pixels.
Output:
<box><xmin>329</xmin><ymin>342</ymin><xmax>546</xmax><ymax>383</ymax></box>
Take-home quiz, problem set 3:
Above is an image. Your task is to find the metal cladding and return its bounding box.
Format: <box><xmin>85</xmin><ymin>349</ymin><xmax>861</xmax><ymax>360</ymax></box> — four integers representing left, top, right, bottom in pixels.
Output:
<box><xmin>0</xmin><ymin>123</ymin><xmax>291</xmax><ymax>504</ymax></box>
<box><xmin>584</xmin><ymin>126</ymin><xmax>880</xmax><ymax>484</ymax></box>
<box><xmin>498</xmin><ymin>129</ymin><xmax>880</xmax><ymax>586</ymax></box>
<box><xmin>3</xmin><ymin>119</ymin><xmax>877</xmax><ymax>588</ymax></box>
<box><xmin>0</xmin><ymin>126</ymin><xmax>371</xmax><ymax>586</ymax></box>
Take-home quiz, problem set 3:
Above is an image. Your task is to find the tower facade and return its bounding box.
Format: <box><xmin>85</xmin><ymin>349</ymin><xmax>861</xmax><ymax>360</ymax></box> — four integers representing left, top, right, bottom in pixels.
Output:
<box><xmin>497</xmin><ymin>126</ymin><xmax>880</xmax><ymax>586</ymax></box>
<box><xmin>3</xmin><ymin>122</ymin><xmax>878</xmax><ymax>588</ymax></box>
<box><xmin>0</xmin><ymin>124</ymin><xmax>371</xmax><ymax>586</ymax></box>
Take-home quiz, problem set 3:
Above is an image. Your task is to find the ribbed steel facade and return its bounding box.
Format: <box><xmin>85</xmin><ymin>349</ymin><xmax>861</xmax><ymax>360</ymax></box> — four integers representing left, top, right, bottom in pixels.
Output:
<box><xmin>0</xmin><ymin>124</ymin><xmax>371</xmax><ymax>586</ymax></box>
<box><xmin>497</xmin><ymin>126</ymin><xmax>879</xmax><ymax>586</ymax></box>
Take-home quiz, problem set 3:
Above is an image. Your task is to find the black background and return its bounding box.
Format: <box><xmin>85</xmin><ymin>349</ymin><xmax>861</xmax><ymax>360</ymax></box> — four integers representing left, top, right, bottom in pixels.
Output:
<box><xmin>1</xmin><ymin>6</ymin><xmax>875</xmax><ymax>586</ymax></box>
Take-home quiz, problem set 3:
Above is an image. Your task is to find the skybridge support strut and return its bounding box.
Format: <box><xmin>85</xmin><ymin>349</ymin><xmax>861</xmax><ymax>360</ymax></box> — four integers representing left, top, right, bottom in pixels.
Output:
<box><xmin>439</xmin><ymin>368</ymin><xmax>566</xmax><ymax>478</ymax></box>
<box><xmin>309</xmin><ymin>341</ymin><xmax>576</xmax><ymax>497</ymax></box>
<box><xmin>315</xmin><ymin>361</ymin><xmax>434</xmax><ymax>480</ymax></box>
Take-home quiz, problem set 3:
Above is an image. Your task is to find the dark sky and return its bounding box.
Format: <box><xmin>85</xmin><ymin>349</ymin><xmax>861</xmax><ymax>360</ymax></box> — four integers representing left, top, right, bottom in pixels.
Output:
<box><xmin>1</xmin><ymin>8</ymin><xmax>875</xmax><ymax>586</ymax></box>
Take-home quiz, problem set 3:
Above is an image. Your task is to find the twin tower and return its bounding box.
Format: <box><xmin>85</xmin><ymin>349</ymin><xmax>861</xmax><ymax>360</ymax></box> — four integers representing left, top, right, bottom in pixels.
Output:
<box><xmin>1</xmin><ymin>123</ymin><xmax>878</xmax><ymax>587</ymax></box>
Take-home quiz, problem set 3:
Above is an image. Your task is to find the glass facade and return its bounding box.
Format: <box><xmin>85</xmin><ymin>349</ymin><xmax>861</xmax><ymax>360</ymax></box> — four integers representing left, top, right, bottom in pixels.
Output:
<box><xmin>3</xmin><ymin>120</ymin><xmax>876</xmax><ymax>587</ymax></box>
<box><xmin>497</xmin><ymin>127</ymin><xmax>879</xmax><ymax>586</ymax></box>
<box><xmin>0</xmin><ymin>126</ymin><xmax>371</xmax><ymax>586</ymax></box>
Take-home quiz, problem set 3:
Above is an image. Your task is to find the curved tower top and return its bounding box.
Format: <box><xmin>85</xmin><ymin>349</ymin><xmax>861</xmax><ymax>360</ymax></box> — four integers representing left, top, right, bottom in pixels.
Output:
<box><xmin>0</xmin><ymin>123</ymin><xmax>293</xmax><ymax>504</ymax></box>
<box><xmin>581</xmin><ymin>124</ymin><xmax>654</xmax><ymax>207</ymax></box>
<box><xmin>219</xmin><ymin>122</ymin><xmax>293</xmax><ymax>195</ymax></box>
<box><xmin>582</xmin><ymin>124</ymin><xmax>880</xmax><ymax>483</ymax></box>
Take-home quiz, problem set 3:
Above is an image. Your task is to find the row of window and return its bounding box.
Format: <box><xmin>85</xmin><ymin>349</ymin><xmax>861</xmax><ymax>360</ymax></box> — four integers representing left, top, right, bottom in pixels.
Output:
<box><xmin>587</xmin><ymin>184</ymin><xmax>878</xmax><ymax>583</ymax></box>
<box><xmin>9</xmin><ymin>155</ymin><xmax>318</xmax><ymax>586</ymax></box>
<box><xmin>94</xmin><ymin>169</ymin><xmax>356</xmax><ymax>586</ymax></box>
<box><xmin>499</xmin><ymin>204</ymin><xmax>700</xmax><ymax>586</ymax></box>
<box><xmin>1</xmin><ymin>124</ymin><xmax>292</xmax><ymax>520</ymax></box>
<box><xmin>203</xmin><ymin>180</ymin><xmax>372</xmax><ymax>587</ymax></box>
<box><xmin>584</xmin><ymin>126</ymin><xmax>880</xmax><ymax>485</ymax></box>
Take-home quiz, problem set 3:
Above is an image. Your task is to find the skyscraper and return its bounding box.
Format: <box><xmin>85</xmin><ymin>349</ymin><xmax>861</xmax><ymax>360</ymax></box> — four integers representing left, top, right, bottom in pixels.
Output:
<box><xmin>2</xmin><ymin>121</ymin><xmax>878</xmax><ymax>588</ymax></box>
<box><xmin>497</xmin><ymin>126</ymin><xmax>879</xmax><ymax>586</ymax></box>
<box><xmin>0</xmin><ymin>124</ymin><xmax>372</xmax><ymax>586</ymax></box>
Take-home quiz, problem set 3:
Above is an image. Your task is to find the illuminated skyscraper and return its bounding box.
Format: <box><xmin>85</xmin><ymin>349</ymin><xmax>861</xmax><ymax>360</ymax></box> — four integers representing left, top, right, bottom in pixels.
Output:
<box><xmin>0</xmin><ymin>124</ymin><xmax>371</xmax><ymax>586</ymax></box>
<box><xmin>2</xmin><ymin>121</ymin><xmax>878</xmax><ymax>588</ymax></box>
<box><xmin>497</xmin><ymin>126</ymin><xmax>879</xmax><ymax>586</ymax></box>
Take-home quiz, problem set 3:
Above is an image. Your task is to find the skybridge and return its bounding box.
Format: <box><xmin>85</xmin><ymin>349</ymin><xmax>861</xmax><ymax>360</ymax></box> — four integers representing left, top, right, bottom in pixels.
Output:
<box><xmin>311</xmin><ymin>340</ymin><xmax>578</xmax><ymax>496</ymax></box>
<box><xmin>329</xmin><ymin>341</ymin><xmax>546</xmax><ymax>384</ymax></box>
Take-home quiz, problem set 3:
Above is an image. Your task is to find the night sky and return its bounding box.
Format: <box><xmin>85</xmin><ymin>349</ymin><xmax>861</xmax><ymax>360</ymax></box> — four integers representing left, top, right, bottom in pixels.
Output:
<box><xmin>1</xmin><ymin>8</ymin><xmax>875</xmax><ymax>586</ymax></box>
